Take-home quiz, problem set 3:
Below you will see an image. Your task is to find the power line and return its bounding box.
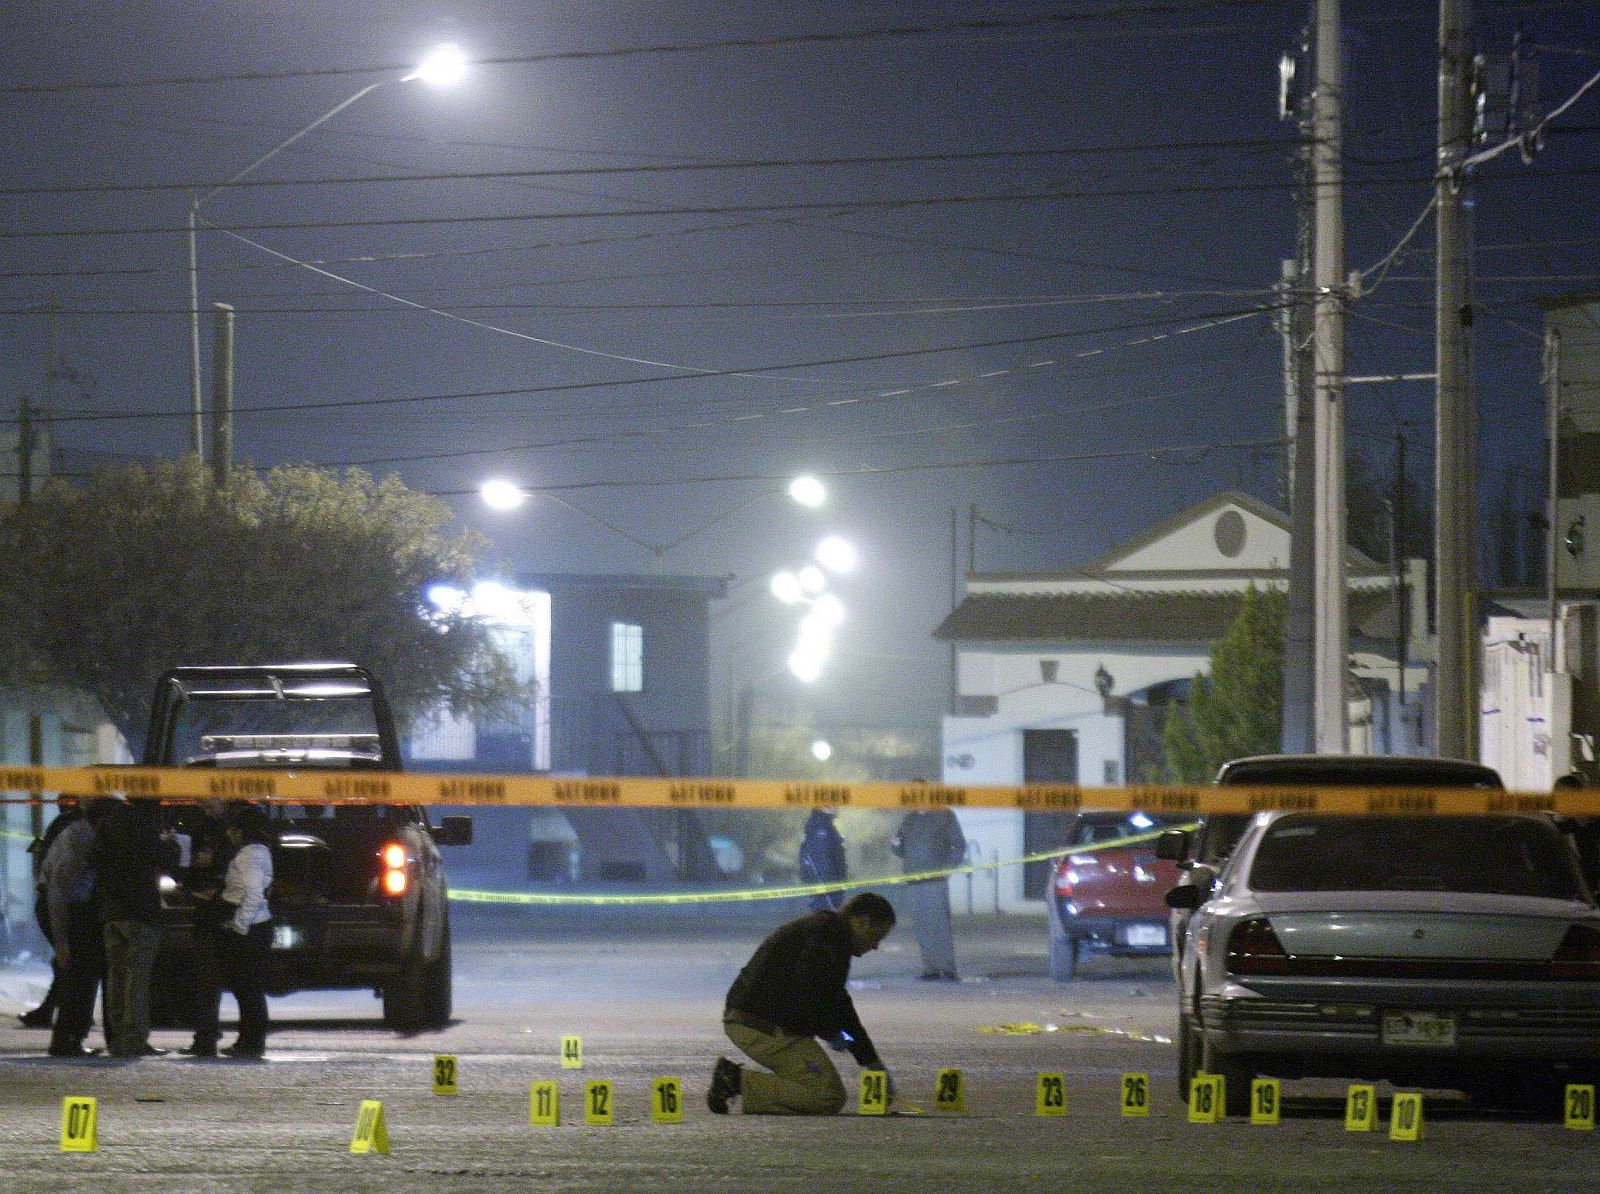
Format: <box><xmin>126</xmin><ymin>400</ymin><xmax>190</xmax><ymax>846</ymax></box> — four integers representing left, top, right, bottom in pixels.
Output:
<box><xmin>0</xmin><ymin>3</ymin><xmax>1285</xmax><ymax>95</ymax></box>
<box><xmin>11</xmin><ymin>162</ymin><xmax>1599</xmax><ymax>242</ymax></box>
<box><xmin>0</xmin><ymin>137</ymin><xmax>1298</xmax><ymax>198</ymax></box>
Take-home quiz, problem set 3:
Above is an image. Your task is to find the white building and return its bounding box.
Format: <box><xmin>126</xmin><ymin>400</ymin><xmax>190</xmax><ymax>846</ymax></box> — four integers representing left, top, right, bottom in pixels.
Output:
<box><xmin>935</xmin><ymin>491</ymin><xmax>1429</xmax><ymax>912</ymax></box>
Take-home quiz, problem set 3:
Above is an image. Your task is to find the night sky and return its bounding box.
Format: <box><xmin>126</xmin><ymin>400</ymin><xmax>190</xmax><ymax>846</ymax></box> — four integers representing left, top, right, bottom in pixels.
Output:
<box><xmin>4</xmin><ymin>1</ymin><xmax>1598</xmax><ymax>761</ymax></box>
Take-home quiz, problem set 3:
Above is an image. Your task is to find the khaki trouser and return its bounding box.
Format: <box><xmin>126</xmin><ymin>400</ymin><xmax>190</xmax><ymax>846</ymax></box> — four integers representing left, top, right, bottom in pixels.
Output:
<box><xmin>102</xmin><ymin>919</ymin><xmax>161</xmax><ymax>1057</ymax></box>
<box><xmin>724</xmin><ymin>1018</ymin><xmax>847</xmax><ymax>1115</ymax></box>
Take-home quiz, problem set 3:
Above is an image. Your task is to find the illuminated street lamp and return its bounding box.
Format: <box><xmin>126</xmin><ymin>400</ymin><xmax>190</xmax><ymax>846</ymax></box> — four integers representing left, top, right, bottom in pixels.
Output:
<box><xmin>788</xmin><ymin>475</ymin><xmax>827</xmax><ymax>508</ymax></box>
<box><xmin>814</xmin><ymin>535</ymin><xmax>858</xmax><ymax>574</ymax></box>
<box><xmin>186</xmin><ymin>43</ymin><xmax>469</xmax><ymax>457</ymax></box>
<box><xmin>479</xmin><ymin>477</ymin><xmax>527</xmax><ymax>512</ymax></box>
<box><xmin>811</xmin><ymin>739</ymin><xmax>833</xmax><ymax>762</ymax></box>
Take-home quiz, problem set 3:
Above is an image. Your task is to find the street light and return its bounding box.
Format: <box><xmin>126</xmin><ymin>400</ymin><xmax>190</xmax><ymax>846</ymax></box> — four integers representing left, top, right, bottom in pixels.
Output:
<box><xmin>186</xmin><ymin>43</ymin><xmax>469</xmax><ymax>457</ymax></box>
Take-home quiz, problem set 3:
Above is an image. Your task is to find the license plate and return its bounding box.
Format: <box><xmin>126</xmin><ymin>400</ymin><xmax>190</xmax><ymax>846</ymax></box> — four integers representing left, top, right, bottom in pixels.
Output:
<box><xmin>1125</xmin><ymin>924</ymin><xmax>1167</xmax><ymax>947</ymax></box>
<box><xmin>1381</xmin><ymin>1010</ymin><xmax>1456</xmax><ymax>1047</ymax></box>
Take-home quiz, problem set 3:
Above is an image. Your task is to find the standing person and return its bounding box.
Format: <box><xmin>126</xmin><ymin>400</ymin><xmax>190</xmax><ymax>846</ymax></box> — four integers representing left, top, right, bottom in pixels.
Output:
<box><xmin>19</xmin><ymin>798</ymin><xmax>80</xmax><ymax>1028</ymax></box>
<box><xmin>94</xmin><ymin>796</ymin><xmax>180</xmax><ymax>1057</ymax></box>
<box><xmin>797</xmin><ymin>807</ymin><xmax>848</xmax><ymax>911</ymax></box>
<box><xmin>708</xmin><ymin>891</ymin><xmax>896</xmax><ymax>1116</ymax></box>
<box><xmin>186</xmin><ymin>804</ymin><xmax>273</xmax><ymax>1059</ymax></box>
<box><xmin>174</xmin><ymin>799</ymin><xmax>232</xmax><ymax>1041</ymax></box>
<box><xmin>891</xmin><ymin>802</ymin><xmax>967</xmax><ymax>982</ymax></box>
<box><xmin>45</xmin><ymin>797</ymin><xmax>118</xmax><ymax>1058</ymax></box>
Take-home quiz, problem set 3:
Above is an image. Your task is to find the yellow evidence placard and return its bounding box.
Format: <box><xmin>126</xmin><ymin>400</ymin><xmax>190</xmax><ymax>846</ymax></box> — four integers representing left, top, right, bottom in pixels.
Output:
<box><xmin>1388</xmin><ymin>1092</ymin><xmax>1423</xmax><ymax>1142</ymax></box>
<box><xmin>433</xmin><ymin>1054</ymin><xmax>458</xmax><ymax>1096</ymax></box>
<box><xmin>651</xmin><ymin>1077</ymin><xmax>683</xmax><ymax>1124</ymax></box>
<box><xmin>530</xmin><ymin>1080</ymin><xmax>560</xmax><ymax>1126</ymax></box>
<box><xmin>59</xmin><ymin>1096</ymin><xmax>98</xmax><ymax>1153</ymax></box>
<box><xmin>1187</xmin><ymin>1074</ymin><xmax>1223</xmax><ymax>1123</ymax></box>
<box><xmin>934</xmin><ymin>1068</ymin><xmax>966</xmax><ymax>1114</ymax></box>
<box><xmin>585</xmin><ymin>1080</ymin><xmax>614</xmax><ymax>1126</ymax></box>
<box><xmin>1250</xmin><ymin>1078</ymin><xmax>1280</xmax><ymax>1125</ymax></box>
<box><xmin>858</xmin><ymin>1070</ymin><xmax>889</xmax><ymax>1115</ymax></box>
<box><xmin>349</xmin><ymin>1100</ymin><xmax>390</xmax><ymax>1155</ymax></box>
<box><xmin>560</xmin><ymin>1035</ymin><xmax>583</xmax><ymax>1070</ymax></box>
<box><xmin>1034</xmin><ymin>1072</ymin><xmax>1066</xmax><ymax>1117</ymax></box>
<box><xmin>1344</xmin><ymin>1084</ymin><xmax>1377</xmax><ymax>1132</ymax></box>
<box><xmin>1565</xmin><ymin>1084</ymin><xmax>1596</xmax><ymax>1130</ymax></box>
<box><xmin>1120</xmin><ymin>1073</ymin><xmax>1150</xmax><ymax>1117</ymax></box>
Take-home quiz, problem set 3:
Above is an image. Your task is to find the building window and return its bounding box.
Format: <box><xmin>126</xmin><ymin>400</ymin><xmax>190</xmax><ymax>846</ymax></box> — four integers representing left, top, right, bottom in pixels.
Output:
<box><xmin>610</xmin><ymin>621</ymin><xmax>643</xmax><ymax>692</ymax></box>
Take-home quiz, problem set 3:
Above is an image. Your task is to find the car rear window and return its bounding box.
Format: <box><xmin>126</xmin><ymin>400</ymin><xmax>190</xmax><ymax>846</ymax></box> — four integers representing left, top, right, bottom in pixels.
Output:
<box><xmin>1249</xmin><ymin>815</ymin><xmax>1583</xmax><ymax>899</ymax></box>
<box><xmin>1071</xmin><ymin>813</ymin><xmax>1187</xmax><ymax>847</ymax></box>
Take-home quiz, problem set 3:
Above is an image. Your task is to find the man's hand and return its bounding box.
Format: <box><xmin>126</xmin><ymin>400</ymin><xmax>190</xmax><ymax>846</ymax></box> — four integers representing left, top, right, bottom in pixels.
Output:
<box><xmin>822</xmin><ymin>1030</ymin><xmax>854</xmax><ymax>1053</ymax></box>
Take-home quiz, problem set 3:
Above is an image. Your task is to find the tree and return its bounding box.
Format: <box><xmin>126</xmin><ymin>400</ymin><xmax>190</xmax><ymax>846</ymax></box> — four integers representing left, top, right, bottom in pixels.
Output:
<box><xmin>1162</xmin><ymin>585</ymin><xmax>1286</xmax><ymax>782</ymax></box>
<box><xmin>0</xmin><ymin>456</ymin><xmax>521</xmax><ymax>754</ymax></box>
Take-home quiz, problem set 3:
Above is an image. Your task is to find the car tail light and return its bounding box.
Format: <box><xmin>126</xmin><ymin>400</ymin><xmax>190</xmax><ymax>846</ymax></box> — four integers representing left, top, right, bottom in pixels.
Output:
<box><xmin>1549</xmin><ymin>925</ymin><xmax>1600</xmax><ymax>980</ymax></box>
<box><xmin>381</xmin><ymin>842</ymin><xmax>408</xmax><ymax>897</ymax></box>
<box><xmin>1052</xmin><ymin>864</ymin><xmax>1075</xmax><ymax>897</ymax></box>
<box><xmin>1227</xmin><ymin>917</ymin><xmax>1291</xmax><ymax>975</ymax></box>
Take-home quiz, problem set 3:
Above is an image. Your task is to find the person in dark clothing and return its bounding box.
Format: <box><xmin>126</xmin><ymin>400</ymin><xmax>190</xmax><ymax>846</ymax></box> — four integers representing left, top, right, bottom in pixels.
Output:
<box><xmin>46</xmin><ymin>797</ymin><xmax>118</xmax><ymax>1058</ymax></box>
<box><xmin>19</xmin><ymin>799</ymin><xmax>80</xmax><ymax>1028</ymax></box>
<box><xmin>95</xmin><ymin>797</ymin><xmax>180</xmax><ymax>1057</ymax></box>
<box><xmin>172</xmin><ymin>800</ymin><xmax>232</xmax><ymax>1041</ymax></box>
<box><xmin>708</xmin><ymin>891</ymin><xmax>896</xmax><ymax>1115</ymax></box>
<box><xmin>185</xmin><ymin>803</ymin><xmax>274</xmax><ymax>1059</ymax></box>
<box><xmin>797</xmin><ymin>808</ymin><xmax>848</xmax><ymax>912</ymax></box>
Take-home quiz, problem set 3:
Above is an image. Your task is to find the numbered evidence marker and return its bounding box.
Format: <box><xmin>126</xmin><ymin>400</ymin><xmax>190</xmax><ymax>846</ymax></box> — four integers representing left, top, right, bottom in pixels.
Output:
<box><xmin>529</xmin><ymin>1080</ymin><xmax>561</xmax><ymax>1126</ymax></box>
<box><xmin>349</xmin><ymin>1100</ymin><xmax>391</xmax><ymax>1155</ymax></box>
<box><xmin>1565</xmin><ymin>1084</ymin><xmax>1596</xmax><ymax>1131</ymax></box>
<box><xmin>1344</xmin><ymin>1083</ymin><xmax>1378</xmax><ymax>1132</ymax></box>
<box><xmin>560</xmin><ymin>1035</ymin><xmax>584</xmax><ymax>1070</ymax></box>
<box><xmin>1388</xmin><ymin>1092</ymin><xmax>1424</xmax><ymax>1142</ymax></box>
<box><xmin>1034</xmin><ymin>1072</ymin><xmax>1067</xmax><ymax>1117</ymax></box>
<box><xmin>1187</xmin><ymin>1074</ymin><xmax>1224</xmax><ymax>1124</ymax></box>
<box><xmin>934</xmin><ymin>1068</ymin><xmax>967</xmax><ymax>1115</ymax></box>
<box><xmin>651</xmin><ymin>1077</ymin><xmax>684</xmax><ymax>1124</ymax></box>
<box><xmin>858</xmin><ymin>1069</ymin><xmax>890</xmax><ymax>1116</ymax></box>
<box><xmin>585</xmin><ymin>1080</ymin><xmax>615</xmax><ymax>1126</ymax></box>
<box><xmin>433</xmin><ymin>1054</ymin><xmax>458</xmax><ymax>1096</ymax></box>
<box><xmin>1250</xmin><ymin>1078</ymin><xmax>1281</xmax><ymax>1126</ymax></box>
<box><xmin>1120</xmin><ymin>1072</ymin><xmax>1151</xmax><ymax>1117</ymax></box>
<box><xmin>59</xmin><ymin>1096</ymin><xmax>98</xmax><ymax>1153</ymax></box>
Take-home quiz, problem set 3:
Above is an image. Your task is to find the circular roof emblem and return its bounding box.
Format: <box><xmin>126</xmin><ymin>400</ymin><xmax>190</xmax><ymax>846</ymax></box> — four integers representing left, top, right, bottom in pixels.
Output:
<box><xmin>1214</xmin><ymin>509</ymin><xmax>1246</xmax><ymax>558</ymax></box>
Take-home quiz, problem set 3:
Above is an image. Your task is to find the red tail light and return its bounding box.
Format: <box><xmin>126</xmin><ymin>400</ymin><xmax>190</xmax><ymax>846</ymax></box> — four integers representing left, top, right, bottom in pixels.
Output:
<box><xmin>1227</xmin><ymin>917</ymin><xmax>1290</xmax><ymax>975</ymax></box>
<box><xmin>1549</xmin><ymin>925</ymin><xmax>1600</xmax><ymax>980</ymax></box>
<box><xmin>1053</xmin><ymin>865</ymin><xmax>1075</xmax><ymax>897</ymax></box>
<box><xmin>381</xmin><ymin>841</ymin><xmax>408</xmax><ymax>897</ymax></box>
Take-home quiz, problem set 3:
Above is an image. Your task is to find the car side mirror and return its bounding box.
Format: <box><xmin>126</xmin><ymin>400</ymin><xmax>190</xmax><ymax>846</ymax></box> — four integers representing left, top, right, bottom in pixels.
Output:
<box><xmin>1155</xmin><ymin>829</ymin><xmax>1191</xmax><ymax>862</ymax></box>
<box><xmin>431</xmin><ymin>816</ymin><xmax>473</xmax><ymax>846</ymax></box>
<box><xmin>1164</xmin><ymin>883</ymin><xmax>1205</xmax><ymax>910</ymax></box>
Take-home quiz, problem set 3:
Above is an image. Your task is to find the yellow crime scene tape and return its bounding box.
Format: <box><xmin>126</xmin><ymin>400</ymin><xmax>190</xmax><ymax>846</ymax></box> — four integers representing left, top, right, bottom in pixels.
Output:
<box><xmin>1</xmin><ymin>763</ymin><xmax>1596</xmax><ymax>816</ymax></box>
<box><xmin>447</xmin><ymin>824</ymin><xmax>1193</xmax><ymax>906</ymax></box>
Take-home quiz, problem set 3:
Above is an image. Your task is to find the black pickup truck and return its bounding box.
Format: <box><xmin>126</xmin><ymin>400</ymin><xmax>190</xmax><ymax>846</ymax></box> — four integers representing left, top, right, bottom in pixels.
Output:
<box><xmin>143</xmin><ymin>662</ymin><xmax>470</xmax><ymax>1031</ymax></box>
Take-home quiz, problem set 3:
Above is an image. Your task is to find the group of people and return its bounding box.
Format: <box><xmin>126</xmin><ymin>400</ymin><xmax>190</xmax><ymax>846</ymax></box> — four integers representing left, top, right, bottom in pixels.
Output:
<box><xmin>716</xmin><ymin>802</ymin><xmax>968</xmax><ymax>1116</ymax></box>
<box><xmin>23</xmin><ymin>796</ymin><xmax>275</xmax><ymax>1060</ymax></box>
<box><xmin>797</xmin><ymin>803</ymin><xmax>966</xmax><ymax>980</ymax></box>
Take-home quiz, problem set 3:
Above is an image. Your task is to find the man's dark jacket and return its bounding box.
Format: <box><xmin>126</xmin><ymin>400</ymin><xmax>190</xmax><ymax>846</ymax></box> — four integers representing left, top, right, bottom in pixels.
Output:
<box><xmin>93</xmin><ymin>801</ymin><xmax>177</xmax><ymax>923</ymax></box>
<box><xmin>724</xmin><ymin>909</ymin><xmax>879</xmax><ymax>1066</ymax></box>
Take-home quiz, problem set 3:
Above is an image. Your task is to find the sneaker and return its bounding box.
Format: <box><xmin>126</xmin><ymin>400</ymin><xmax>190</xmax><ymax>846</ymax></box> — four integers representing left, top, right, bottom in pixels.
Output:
<box><xmin>18</xmin><ymin>1008</ymin><xmax>53</xmax><ymax>1029</ymax></box>
<box><xmin>222</xmin><ymin>1043</ymin><xmax>265</xmax><ymax>1059</ymax></box>
<box><xmin>707</xmin><ymin>1056</ymin><xmax>742</xmax><ymax>1114</ymax></box>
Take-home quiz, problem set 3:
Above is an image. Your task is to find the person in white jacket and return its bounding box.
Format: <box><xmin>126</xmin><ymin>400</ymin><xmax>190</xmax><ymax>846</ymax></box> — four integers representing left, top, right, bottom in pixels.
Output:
<box><xmin>182</xmin><ymin>803</ymin><xmax>273</xmax><ymax>1059</ymax></box>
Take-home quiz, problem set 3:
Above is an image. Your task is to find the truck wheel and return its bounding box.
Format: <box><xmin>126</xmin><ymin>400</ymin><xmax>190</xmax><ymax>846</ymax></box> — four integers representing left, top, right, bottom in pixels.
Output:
<box><xmin>1048</xmin><ymin>935</ymin><xmax>1079</xmax><ymax>982</ymax></box>
<box><xmin>383</xmin><ymin>924</ymin><xmax>452</xmax><ymax>1032</ymax></box>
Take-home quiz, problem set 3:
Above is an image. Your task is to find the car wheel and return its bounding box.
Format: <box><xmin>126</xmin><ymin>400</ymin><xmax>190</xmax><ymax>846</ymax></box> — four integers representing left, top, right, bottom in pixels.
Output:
<box><xmin>1176</xmin><ymin>1012</ymin><xmax>1202</xmax><ymax>1100</ymax></box>
<box><xmin>1048</xmin><ymin>934</ymin><xmax>1079</xmax><ymax>982</ymax></box>
<box><xmin>1201</xmin><ymin>1039</ymin><xmax>1254</xmax><ymax>1117</ymax></box>
<box><xmin>383</xmin><ymin>923</ymin><xmax>453</xmax><ymax>1032</ymax></box>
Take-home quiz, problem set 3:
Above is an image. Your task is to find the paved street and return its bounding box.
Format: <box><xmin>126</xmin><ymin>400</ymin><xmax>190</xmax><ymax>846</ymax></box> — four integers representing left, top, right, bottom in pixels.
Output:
<box><xmin>0</xmin><ymin>903</ymin><xmax>1595</xmax><ymax>1192</ymax></box>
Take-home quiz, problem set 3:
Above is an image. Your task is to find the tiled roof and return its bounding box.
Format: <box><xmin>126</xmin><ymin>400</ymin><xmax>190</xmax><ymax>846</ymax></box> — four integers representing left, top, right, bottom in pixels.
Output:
<box><xmin>934</xmin><ymin>589</ymin><xmax>1391</xmax><ymax>643</ymax></box>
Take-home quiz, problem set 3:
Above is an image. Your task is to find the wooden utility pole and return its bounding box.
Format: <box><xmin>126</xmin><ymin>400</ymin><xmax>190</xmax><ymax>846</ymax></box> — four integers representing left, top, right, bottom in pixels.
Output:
<box><xmin>1435</xmin><ymin>0</ymin><xmax>1477</xmax><ymax>759</ymax></box>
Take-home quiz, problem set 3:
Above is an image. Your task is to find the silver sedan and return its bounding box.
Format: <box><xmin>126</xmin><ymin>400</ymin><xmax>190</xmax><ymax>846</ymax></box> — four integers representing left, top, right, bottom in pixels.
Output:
<box><xmin>1168</xmin><ymin>812</ymin><xmax>1600</xmax><ymax>1116</ymax></box>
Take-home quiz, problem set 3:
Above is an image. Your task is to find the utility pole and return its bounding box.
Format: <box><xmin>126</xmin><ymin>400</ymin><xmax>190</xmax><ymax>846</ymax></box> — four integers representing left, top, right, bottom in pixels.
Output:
<box><xmin>1545</xmin><ymin>327</ymin><xmax>1561</xmax><ymax>673</ymax></box>
<box><xmin>16</xmin><ymin>395</ymin><xmax>34</xmax><ymax>506</ymax></box>
<box><xmin>1311</xmin><ymin>0</ymin><xmax>1348</xmax><ymax>753</ymax></box>
<box><xmin>210</xmin><ymin>302</ymin><xmax>235</xmax><ymax>486</ymax></box>
<box><xmin>1435</xmin><ymin>0</ymin><xmax>1478</xmax><ymax>759</ymax></box>
<box><xmin>1279</xmin><ymin>16</ymin><xmax>1317</xmax><ymax>754</ymax></box>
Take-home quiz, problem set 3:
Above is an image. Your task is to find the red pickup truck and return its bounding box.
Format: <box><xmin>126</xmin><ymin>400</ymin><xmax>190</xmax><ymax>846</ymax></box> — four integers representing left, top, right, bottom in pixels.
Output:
<box><xmin>1047</xmin><ymin>811</ymin><xmax>1189</xmax><ymax>981</ymax></box>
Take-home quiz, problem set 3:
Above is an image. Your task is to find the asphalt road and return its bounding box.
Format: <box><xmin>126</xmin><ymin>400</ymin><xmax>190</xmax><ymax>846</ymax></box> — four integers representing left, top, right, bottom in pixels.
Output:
<box><xmin>0</xmin><ymin>903</ymin><xmax>1595</xmax><ymax>1193</ymax></box>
